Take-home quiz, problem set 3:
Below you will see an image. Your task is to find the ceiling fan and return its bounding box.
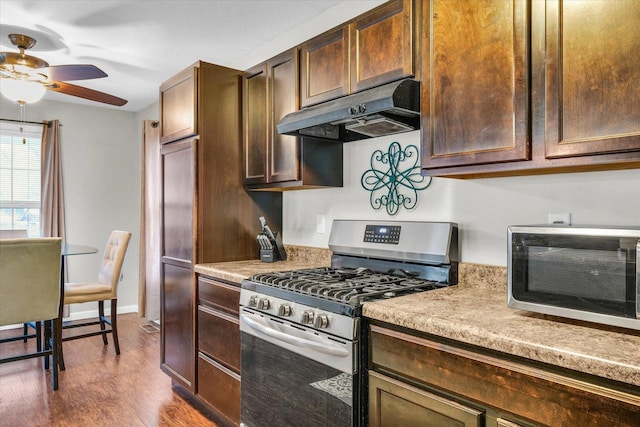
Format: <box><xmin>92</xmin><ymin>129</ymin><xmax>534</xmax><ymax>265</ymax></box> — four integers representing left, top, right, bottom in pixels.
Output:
<box><xmin>0</xmin><ymin>33</ymin><xmax>127</xmax><ymax>106</ymax></box>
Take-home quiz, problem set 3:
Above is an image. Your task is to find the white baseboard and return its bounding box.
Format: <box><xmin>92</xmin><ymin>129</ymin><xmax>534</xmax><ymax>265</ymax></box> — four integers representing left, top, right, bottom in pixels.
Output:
<box><xmin>63</xmin><ymin>304</ymin><xmax>138</xmax><ymax>322</ymax></box>
<box><xmin>0</xmin><ymin>305</ymin><xmax>139</xmax><ymax>331</ymax></box>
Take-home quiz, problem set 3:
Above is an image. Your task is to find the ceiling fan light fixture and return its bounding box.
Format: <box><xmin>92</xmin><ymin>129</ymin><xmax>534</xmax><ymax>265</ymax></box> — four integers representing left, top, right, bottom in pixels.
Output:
<box><xmin>0</xmin><ymin>78</ymin><xmax>46</xmax><ymax>104</ymax></box>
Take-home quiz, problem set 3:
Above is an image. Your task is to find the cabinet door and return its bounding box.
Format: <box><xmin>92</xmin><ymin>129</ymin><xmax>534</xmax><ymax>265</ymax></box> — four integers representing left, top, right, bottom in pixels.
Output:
<box><xmin>369</xmin><ymin>371</ymin><xmax>483</xmax><ymax>427</ymax></box>
<box><xmin>160</xmin><ymin>66</ymin><xmax>197</xmax><ymax>144</ymax></box>
<box><xmin>269</xmin><ymin>49</ymin><xmax>300</xmax><ymax>183</ymax></box>
<box><xmin>160</xmin><ymin>138</ymin><xmax>196</xmax><ymax>390</ymax></box>
<box><xmin>350</xmin><ymin>0</ymin><xmax>415</xmax><ymax>93</ymax></box>
<box><xmin>161</xmin><ymin>263</ymin><xmax>195</xmax><ymax>390</ymax></box>
<box><xmin>300</xmin><ymin>26</ymin><xmax>350</xmax><ymax>107</ymax></box>
<box><xmin>243</xmin><ymin>63</ymin><xmax>268</xmax><ymax>185</ymax></box>
<box><xmin>161</xmin><ymin>138</ymin><xmax>196</xmax><ymax>264</ymax></box>
<box><xmin>544</xmin><ymin>0</ymin><xmax>640</xmax><ymax>158</ymax></box>
<box><xmin>421</xmin><ymin>0</ymin><xmax>529</xmax><ymax>169</ymax></box>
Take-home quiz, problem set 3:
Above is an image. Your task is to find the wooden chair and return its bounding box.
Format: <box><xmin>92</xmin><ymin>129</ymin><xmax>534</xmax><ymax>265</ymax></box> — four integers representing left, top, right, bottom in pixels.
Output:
<box><xmin>0</xmin><ymin>237</ymin><xmax>62</xmax><ymax>390</ymax></box>
<box><xmin>60</xmin><ymin>230</ymin><xmax>131</xmax><ymax>368</ymax></box>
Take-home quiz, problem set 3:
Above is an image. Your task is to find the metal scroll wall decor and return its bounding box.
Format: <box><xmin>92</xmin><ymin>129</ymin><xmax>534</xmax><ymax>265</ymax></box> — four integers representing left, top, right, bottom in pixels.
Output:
<box><xmin>361</xmin><ymin>141</ymin><xmax>432</xmax><ymax>215</ymax></box>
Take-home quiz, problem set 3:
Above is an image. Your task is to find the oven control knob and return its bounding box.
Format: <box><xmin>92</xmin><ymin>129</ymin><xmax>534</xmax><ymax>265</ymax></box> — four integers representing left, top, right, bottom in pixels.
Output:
<box><xmin>301</xmin><ymin>310</ymin><xmax>315</xmax><ymax>324</ymax></box>
<box><xmin>248</xmin><ymin>295</ymin><xmax>259</xmax><ymax>308</ymax></box>
<box><xmin>314</xmin><ymin>314</ymin><xmax>329</xmax><ymax>329</ymax></box>
<box><xmin>278</xmin><ymin>304</ymin><xmax>292</xmax><ymax>317</ymax></box>
<box><xmin>257</xmin><ymin>298</ymin><xmax>270</xmax><ymax>310</ymax></box>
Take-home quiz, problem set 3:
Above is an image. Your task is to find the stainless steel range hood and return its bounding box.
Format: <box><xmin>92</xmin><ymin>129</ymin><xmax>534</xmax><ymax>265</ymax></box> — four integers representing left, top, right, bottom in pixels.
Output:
<box><xmin>276</xmin><ymin>79</ymin><xmax>420</xmax><ymax>142</ymax></box>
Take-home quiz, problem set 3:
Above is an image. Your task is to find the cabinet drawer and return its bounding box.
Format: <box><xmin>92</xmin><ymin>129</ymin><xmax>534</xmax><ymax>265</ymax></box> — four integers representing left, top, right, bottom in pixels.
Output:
<box><xmin>369</xmin><ymin>371</ymin><xmax>482</xmax><ymax>427</ymax></box>
<box><xmin>198</xmin><ymin>306</ymin><xmax>240</xmax><ymax>372</ymax></box>
<box><xmin>198</xmin><ymin>276</ymin><xmax>240</xmax><ymax>316</ymax></box>
<box><xmin>198</xmin><ymin>353</ymin><xmax>240</xmax><ymax>426</ymax></box>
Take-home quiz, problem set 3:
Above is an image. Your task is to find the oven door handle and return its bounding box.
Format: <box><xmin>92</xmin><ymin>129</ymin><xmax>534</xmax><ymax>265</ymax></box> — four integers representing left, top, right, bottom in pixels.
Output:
<box><xmin>241</xmin><ymin>314</ymin><xmax>350</xmax><ymax>357</ymax></box>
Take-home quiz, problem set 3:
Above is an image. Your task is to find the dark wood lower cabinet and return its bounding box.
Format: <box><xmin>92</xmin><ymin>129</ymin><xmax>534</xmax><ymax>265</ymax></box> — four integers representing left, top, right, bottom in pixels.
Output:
<box><xmin>196</xmin><ymin>275</ymin><xmax>241</xmax><ymax>426</ymax></box>
<box><xmin>369</xmin><ymin>323</ymin><xmax>640</xmax><ymax>427</ymax></box>
<box><xmin>198</xmin><ymin>353</ymin><xmax>241</xmax><ymax>426</ymax></box>
<box><xmin>160</xmin><ymin>263</ymin><xmax>194</xmax><ymax>390</ymax></box>
<box><xmin>369</xmin><ymin>371</ymin><xmax>483</xmax><ymax>427</ymax></box>
<box><xmin>198</xmin><ymin>306</ymin><xmax>240</xmax><ymax>372</ymax></box>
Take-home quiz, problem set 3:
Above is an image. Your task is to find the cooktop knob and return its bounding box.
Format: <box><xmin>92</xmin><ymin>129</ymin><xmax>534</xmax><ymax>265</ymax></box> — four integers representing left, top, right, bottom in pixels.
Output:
<box><xmin>314</xmin><ymin>314</ymin><xmax>329</xmax><ymax>328</ymax></box>
<box><xmin>257</xmin><ymin>297</ymin><xmax>270</xmax><ymax>310</ymax></box>
<box><xmin>301</xmin><ymin>310</ymin><xmax>314</xmax><ymax>324</ymax></box>
<box><xmin>278</xmin><ymin>304</ymin><xmax>292</xmax><ymax>317</ymax></box>
<box><xmin>248</xmin><ymin>295</ymin><xmax>259</xmax><ymax>308</ymax></box>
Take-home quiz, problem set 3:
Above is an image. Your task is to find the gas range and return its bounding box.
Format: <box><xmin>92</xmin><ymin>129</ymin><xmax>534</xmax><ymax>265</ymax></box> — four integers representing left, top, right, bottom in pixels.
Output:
<box><xmin>239</xmin><ymin>220</ymin><xmax>459</xmax><ymax>427</ymax></box>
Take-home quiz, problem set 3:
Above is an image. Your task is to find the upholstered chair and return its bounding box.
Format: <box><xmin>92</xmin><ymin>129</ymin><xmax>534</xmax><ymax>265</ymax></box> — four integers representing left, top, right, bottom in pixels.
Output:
<box><xmin>0</xmin><ymin>237</ymin><xmax>62</xmax><ymax>390</ymax></box>
<box><xmin>0</xmin><ymin>229</ymin><xmax>41</xmax><ymax>344</ymax></box>
<box><xmin>61</xmin><ymin>230</ymin><xmax>131</xmax><ymax>368</ymax></box>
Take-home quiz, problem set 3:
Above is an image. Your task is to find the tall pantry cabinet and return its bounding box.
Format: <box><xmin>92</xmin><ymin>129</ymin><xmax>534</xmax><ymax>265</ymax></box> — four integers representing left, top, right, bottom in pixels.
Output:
<box><xmin>158</xmin><ymin>61</ymin><xmax>282</xmax><ymax>419</ymax></box>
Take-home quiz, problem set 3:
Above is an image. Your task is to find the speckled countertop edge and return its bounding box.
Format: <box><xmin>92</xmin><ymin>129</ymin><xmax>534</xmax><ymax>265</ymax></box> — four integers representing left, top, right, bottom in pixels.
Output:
<box><xmin>195</xmin><ymin>251</ymin><xmax>640</xmax><ymax>387</ymax></box>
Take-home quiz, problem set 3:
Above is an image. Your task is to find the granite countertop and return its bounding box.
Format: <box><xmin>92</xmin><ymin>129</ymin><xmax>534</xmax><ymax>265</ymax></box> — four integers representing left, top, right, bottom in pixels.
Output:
<box><xmin>194</xmin><ymin>245</ymin><xmax>331</xmax><ymax>284</ymax></box>
<box><xmin>363</xmin><ymin>263</ymin><xmax>640</xmax><ymax>388</ymax></box>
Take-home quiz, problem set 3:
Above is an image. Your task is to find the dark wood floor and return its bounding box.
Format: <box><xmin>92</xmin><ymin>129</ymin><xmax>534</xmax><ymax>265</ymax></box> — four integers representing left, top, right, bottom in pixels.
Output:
<box><xmin>0</xmin><ymin>313</ymin><xmax>218</xmax><ymax>427</ymax></box>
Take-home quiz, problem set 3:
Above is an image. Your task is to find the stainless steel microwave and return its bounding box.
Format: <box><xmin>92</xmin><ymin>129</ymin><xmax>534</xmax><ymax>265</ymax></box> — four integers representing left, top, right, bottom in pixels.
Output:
<box><xmin>508</xmin><ymin>225</ymin><xmax>640</xmax><ymax>330</ymax></box>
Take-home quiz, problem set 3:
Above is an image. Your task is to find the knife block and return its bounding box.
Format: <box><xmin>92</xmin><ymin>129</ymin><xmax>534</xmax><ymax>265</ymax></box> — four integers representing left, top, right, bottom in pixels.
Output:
<box><xmin>259</xmin><ymin>231</ymin><xmax>287</xmax><ymax>263</ymax></box>
<box><xmin>260</xmin><ymin>248</ymin><xmax>276</xmax><ymax>263</ymax></box>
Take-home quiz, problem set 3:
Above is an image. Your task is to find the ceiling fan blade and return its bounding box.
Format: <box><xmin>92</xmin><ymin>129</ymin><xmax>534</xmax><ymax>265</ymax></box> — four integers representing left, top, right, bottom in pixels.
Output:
<box><xmin>40</xmin><ymin>64</ymin><xmax>107</xmax><ymax>81</ymax></box>
<box><xmin>46</xmin><ymin>81</ymin><xmax>127</xmax><ymax>106</ymax></box>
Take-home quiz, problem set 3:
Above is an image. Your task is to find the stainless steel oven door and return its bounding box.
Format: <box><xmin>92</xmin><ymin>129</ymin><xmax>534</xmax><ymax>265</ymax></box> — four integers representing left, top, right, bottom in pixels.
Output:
<box><xmin>240</xmin><ymin>307</ymin><xmax>359</xmax><ymax>427</ymax></box>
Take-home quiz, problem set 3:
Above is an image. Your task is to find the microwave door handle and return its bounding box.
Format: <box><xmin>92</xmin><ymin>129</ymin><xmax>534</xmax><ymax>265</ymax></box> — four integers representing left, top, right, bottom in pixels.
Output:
<box><xmin>241</xmin><ymin>313</ymin><xmax>350</xmax><ymax>358</ymax></box>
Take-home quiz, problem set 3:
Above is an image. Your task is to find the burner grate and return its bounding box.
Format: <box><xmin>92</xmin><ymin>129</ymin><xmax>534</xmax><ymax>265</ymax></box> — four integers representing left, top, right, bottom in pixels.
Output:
<box><xmin>249</xmin><ymin>267</ymin><xmax>443</xmax><ymax>306</ymax></box>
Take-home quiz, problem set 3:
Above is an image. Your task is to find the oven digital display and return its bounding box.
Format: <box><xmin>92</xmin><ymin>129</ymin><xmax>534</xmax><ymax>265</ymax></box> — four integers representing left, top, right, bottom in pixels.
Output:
<box><xmin>364</xmin><ymin>225</ymin><xmax>401</xmax><ymax>244</ymax></box>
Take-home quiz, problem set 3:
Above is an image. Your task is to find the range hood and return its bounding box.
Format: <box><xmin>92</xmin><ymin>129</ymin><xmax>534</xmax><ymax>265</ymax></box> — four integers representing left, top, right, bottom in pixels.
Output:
<box><xmin>276</xmin><ymin>78</ymin><xmax>420</xmax><ymax>142</ymax></box>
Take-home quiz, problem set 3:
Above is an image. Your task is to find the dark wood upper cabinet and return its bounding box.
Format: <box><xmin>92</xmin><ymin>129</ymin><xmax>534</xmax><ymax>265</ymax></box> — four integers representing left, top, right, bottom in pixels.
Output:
<box><xmin>300</xmin><ymin>0</ymin><xmax>417</xmax><ymax>108</ymax></box>
<box><xmin>270</xmin><ymin>52</ymin><xmax>300</xmax><ymax>183</ymax></box>
<box><xmin>244</xmin><ymin>49</ymin><xmax>343</xmax><ymax>190</ymax></box>
<box><xmin>350</xmin><ymin>0</ymin><xmax>415</xmax><ymax>93</ymax></box>
<box><xmin>421</xmin><ymin>0</ymin><xmax>640</xmax><ymax>177</ymax></box>
<box><xmin>300</xmin><ymin>26</ymin><xmax>350</xmax><ymax>108</ymax></box>
<box><xmin>159</xmin><ymin>67</ymin><xmax>197</xmax><ymax>144</ymax></box>
<box><xmin>544</xmin><ymin>0</ymin><xmax>640</xmax><ymax>158</ymax></box>
<box><xmin>244</xmin><ymin>49</ymin><xmax>300</xmax><ymax>186</ymax></box>
<box><xmin>421</xmin><ymin>0</ymin><xmax>530</xmax><ymax>169</ymax></box>
<box><xmin>243</xmin><ymin>63</ymin><xmax>268</xmax><ymax>185</ymax></box>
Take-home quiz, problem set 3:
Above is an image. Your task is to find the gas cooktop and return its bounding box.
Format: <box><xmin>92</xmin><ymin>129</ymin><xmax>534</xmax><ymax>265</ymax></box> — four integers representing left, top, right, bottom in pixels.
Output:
<box><xmin>248</xmin><ymin>267</ymin><xmax>448</xmax><ymax>306</ymax></box>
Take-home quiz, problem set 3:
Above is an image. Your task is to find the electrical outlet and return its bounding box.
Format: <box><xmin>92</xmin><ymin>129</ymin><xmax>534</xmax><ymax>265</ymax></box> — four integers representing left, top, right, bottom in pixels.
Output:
<box><xmin>548</xmin><ymin>212</ymin><xmax>571</xmax><ymax>225</ymax></box>
<box><xmin>316</xmin><ymin>214</ymin><xmax>326</xmax><ymax>234</ymax></box>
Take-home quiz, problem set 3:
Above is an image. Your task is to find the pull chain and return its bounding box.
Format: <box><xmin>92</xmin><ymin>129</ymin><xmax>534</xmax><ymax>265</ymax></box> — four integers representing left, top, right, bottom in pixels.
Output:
<box><xmin>19</xmin><ymin>100</ymin><xmax>27</xmax><ymax>144</ymax></box>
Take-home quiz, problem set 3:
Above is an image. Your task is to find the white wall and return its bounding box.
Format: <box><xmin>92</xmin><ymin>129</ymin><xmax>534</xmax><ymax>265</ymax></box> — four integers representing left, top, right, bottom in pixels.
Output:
<box><xmin>283</xmin><ymin>131</ymin><xmax>640</xmax><ymax>266</ymax></box>
<box><xmin>1</xmin><ymin>96</ymin><xmax>148</xmax><ymax>318</ymax></box>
